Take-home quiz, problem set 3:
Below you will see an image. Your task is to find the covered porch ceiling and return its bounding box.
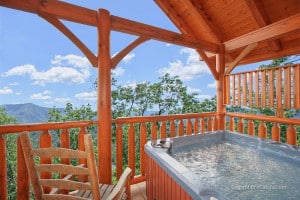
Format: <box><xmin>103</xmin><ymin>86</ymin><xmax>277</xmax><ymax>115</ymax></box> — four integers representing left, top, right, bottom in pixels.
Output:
<box><xmin>1</xmin><ymin>0</ymin><xmax>299</xmax><ymax>76</ymax></box>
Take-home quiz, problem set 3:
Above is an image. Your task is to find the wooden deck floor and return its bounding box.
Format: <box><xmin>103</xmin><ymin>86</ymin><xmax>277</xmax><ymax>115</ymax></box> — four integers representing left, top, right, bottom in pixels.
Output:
<box><xmin>131</xmin><ymin>181</ymin><xmax>147</xmax><ymax>200</ymax></box>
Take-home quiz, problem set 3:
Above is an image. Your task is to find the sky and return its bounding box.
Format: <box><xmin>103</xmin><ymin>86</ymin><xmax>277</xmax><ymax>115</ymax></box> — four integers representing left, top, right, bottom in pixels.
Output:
<box><xmin>0</xmin><ymin>0</ymin><xmax>267</xmax><ymax>110</ymax></box>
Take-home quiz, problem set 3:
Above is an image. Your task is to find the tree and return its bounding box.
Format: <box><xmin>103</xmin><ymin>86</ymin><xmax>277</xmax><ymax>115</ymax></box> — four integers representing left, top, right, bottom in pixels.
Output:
<box><xmin>0</xmin><ymin>107</ymin><xmax>17</xmax><ymax>199</ymax></box>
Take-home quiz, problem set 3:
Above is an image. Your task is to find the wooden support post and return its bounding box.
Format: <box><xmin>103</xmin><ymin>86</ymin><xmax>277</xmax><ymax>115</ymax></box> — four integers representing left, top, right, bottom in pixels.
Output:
<box><xmin>97</xmin><ymin>9</ymin><xmax>112</xmax><ymax>184</ymax></box>
<box><xmin>0</xmin><ymin>136</ymin><xmax>7</xmax><ymax>200</ymax></box>
<box><xmin>216</xmin><ymin>44</ymin><xmax>226</xmax><ymax>130</ymax></box>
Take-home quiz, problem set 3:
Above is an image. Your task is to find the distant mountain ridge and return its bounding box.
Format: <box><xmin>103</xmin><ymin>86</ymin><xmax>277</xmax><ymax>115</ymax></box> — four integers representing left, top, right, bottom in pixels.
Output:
<box><xmin>1</xmin><ymin>103</ymin><xmax>62</xmax><ymax>123</ymax></box>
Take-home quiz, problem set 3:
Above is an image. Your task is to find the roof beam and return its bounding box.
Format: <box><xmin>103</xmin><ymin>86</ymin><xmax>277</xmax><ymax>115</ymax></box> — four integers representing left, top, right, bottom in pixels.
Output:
<box><xmin>245</xmin><ymin>0</ymin><xmax>281</xmax><ymax>51</ymax></box>
<box><xmin>224</xmin><ymin>13</ymin><xmax>300</xmax><ymax>51</ymax></box>
<box><xmin>0</xmin><ymin>0</ymin><xmax>219</xmax><ymax>53</ymax></box>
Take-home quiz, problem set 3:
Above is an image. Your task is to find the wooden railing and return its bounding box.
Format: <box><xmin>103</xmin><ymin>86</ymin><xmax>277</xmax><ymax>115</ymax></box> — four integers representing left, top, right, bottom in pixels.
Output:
<box><xmin>226</xmin><ymin>112</ymin><xmax>300</xmax><ymax>145</ymax></box>
<box><xmin>224</xmin><ymin>64</ymin><xmax>300</xmax><ymax>109</ymax></box>
<box><xmin>112</xmin><ymin>112</ymin><xmax>218</xmax><ymax>184</ymax></box>
<box><xmin>0</xmin><ymin>112</ymin><xmax>218</xmax><ymax>199</ymax></box>
<box><xmin>0</xmin><ymin>121</ymin><xmax>93</xmax><ymax>200</ymax></box>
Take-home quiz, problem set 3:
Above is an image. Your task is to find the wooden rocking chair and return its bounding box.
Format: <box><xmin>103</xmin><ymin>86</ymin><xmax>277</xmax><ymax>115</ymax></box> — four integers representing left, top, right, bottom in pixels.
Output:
<box><xmin>19</xmin><ymin>131</ymin><xmax>132</xmax><ymax>200</ymax></box>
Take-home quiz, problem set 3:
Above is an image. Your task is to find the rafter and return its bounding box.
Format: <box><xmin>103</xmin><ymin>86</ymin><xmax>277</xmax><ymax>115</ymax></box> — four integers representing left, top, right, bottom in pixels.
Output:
<box><xmin>224</xmin><ymin>13</ymin><xmax>300</xmax><ymax>51</ymax></box>
<box><xmin>0</xmin><ymin>0</ymin><xmax>219</xmax><ymax>53</ymax></box>
<box><xmin>246</xmin><ymin>0</ymin><xmax>281</xmax><ymax>51</ymax></box>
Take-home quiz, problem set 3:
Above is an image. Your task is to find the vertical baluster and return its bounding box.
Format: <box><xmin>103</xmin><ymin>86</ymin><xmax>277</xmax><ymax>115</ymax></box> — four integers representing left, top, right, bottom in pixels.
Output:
<box><xmin>224</xmin><ymin>75</ymin><xmax>230</xmax><ymax>104</ymax></box>
<box><xmin>170</xmin><ymin>120</ymin><xmax>176</xmax><ymax>137</ymax></box>
<box><xmin>200</xmin><ymin>118</ymin><xmax>206</xmax><ymax>133</ymax></box>
<box><xmin>178</xmin><ymin>119</ymin><xmax>184</xmax><ymax>136</ymax></box>
<box><xmin>286</xmin><ymin>124</ymin><xmax>296</xmax><ymax>145</ymax></box>
<box><xmin>268</xmin><ymin>69</ymin><xmax>274</xmax><ymax>107</ymax></box>
<box><xmin>151</xmin><ymin>122</ymin><xmax>157</xmax><ymax>140</ymax></box>
<box><xmin>78</xmin><ymin>127</ymin><xmax>87</xmax><ymax>182</ymax></box>
<box><xmin>60</xmin><ymin>128</ymin><xmax>70</xmax><ymax>165</ymax></box>
<box><xmin>255</xmin><ymin>71</ymin><xmax>259</xmax><ymax>107</ymax></box>
<box><xmin>0</xmin><ymin>135</ymin><xmax>7</xmax><ymax>199</ymax></box>
<box><xmin>140</xmin><ymin>122</ymin><xmax>147</xmax><ymax>177</ymax></box>
<box><xmin>229</xmin><ymin>117</ymin><xmax>235</xmax><ymax>132</ymax></box>
<box><xmin>258</xmin><ymin>121</ymin><xmax>267</xmax><ymax>139</ymax></box>
<box><xmin>128</xmin><ymin>123</ymin><xmax>136</xmax><ymax>176</ymax></box>
<box><xmin>247</xmin><ymin>119</ymin><xmax>255</xmax><ymax>136</ymax></box>
<box><xmin>186</xmin><ymin>119</ymin><xmax>192</xmax><ymax>135</ymax></box>
<box><xmin>237</xmin><ymin>118</ymin><xmax>244</xmax><ymax>133</ymax></box>
<box><xmin>207</xmin><ymin>117</ymin><xmax>212</xmax><ymax>131</ymax></box>
<box><xmin>243</xmin><ymin>73</ymin><xmax>247</xmax><ymax>106</ymax></box>
<box><xmin>294</xmin><ymin>65</ymin><xmax>300</xmax><ymax>108</ymax></box>
<box><xmin>271</xmin><ymin>122</ymin><xmax>280</xmax><ymax>142</ymax></box>
<box><xmin>213</xmin><ymin>116</ymin><xmax>219</xmax><ymax>131</ymax></box>
<box><xmin>40</xmin><ymin>130</ymin><xmax>52</xmax><ymax>193</ymax></box>
<box><xmin>261</xmin><ymin>70</ymin><xmax>266</xmax><ymax>107</ymax></box>
<box><xmin>194</xmin><ymin>118</ymin><xmax>199</xmax><ymax>133</ymax></box>
<box><xmin>233</xmin><ymin>75</ymin><xmax>236</xmax><ymax>105</ymax></box>
<box><xmin>284</xmin><ymin>67</ymin><xmax>291</xmax><ymax>108</ymax></box>
<box><xmin>249</xmin><ymin>72</ymin><xmax>253</xmax><ymax>107</ymax></box>
<box><xmin>116</xmin><ymin>123</ymin><xmax>123</xmax><ymax>179</ymax></box>
<box><xmin>237</xmin><ymin>74</ymin><xmax>241</xmax><ymax>106</ymax></box>
<box><xmin>276</xmin><ymin>68</ymin><xmax>282</xmax><ymax>109</ymax></box>
<box><xmin>17</xmin><ymin>136</ymin><xmax>29</xmax><ymax>199</ymax></box>
<box><xmin>160</xmin><ymin>121</ymin><xmax>167</xmax><ymax>139</ymax></box>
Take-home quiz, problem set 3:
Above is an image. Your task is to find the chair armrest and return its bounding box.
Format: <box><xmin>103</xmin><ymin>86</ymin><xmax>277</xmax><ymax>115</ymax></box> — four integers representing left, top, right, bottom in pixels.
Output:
<box><xmin>106</xmin><ymin>167</ymin><xmax>132</xmax><ymax>200</ymax></box>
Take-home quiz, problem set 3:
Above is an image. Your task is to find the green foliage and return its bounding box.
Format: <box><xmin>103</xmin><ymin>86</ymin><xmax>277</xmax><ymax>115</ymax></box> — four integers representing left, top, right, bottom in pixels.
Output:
<box><xmin>0</xmin><ymin>107</ymin><xmax>18</xmax><ymax>199</ymax></box>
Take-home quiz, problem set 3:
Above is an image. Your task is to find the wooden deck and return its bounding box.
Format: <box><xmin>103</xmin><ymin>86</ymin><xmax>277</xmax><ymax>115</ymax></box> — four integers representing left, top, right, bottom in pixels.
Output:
<box><xmin>131</xmin><ymin>181</ymin><xmax>147</xmax><ymax>200</ymax></box>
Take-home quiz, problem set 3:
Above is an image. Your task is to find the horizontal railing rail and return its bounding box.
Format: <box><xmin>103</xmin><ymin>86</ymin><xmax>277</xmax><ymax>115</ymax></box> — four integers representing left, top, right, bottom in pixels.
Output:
<box><xmin>226</xmin><ymin>112</ymin><xmax>300</xmax><ymax>145</ymax></box>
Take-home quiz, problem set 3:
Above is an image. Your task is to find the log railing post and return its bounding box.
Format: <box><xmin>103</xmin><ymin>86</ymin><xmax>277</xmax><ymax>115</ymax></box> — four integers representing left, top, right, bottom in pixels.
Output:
<box><xmin>258</xmin><ymin>121</ymin><xmax>267</xmax><ymax>139</ymax></box>
<box><xmin>271</xmin><ymin>122</ymin><xmax>280</xmax><ymax>142</ymax></box>
<box><xmin>128</xmin><ymin>123</ymin><xmax>136</xmax><ymax>177</ymax></box>
<box><xmin>39</xmin><ymin>130</ymin><xmax>52</xmax><ymax>193</ymax></box>
<box><xmin>116</xmin><ymin>123</ymin><xmax>123</xmax><ymax>179</ymax></box>
<box><xmin>286</xmin><ymin>124</ymin><xmax>296</xmax><ymax>145</ymax></box>
<box><xmin>97</xmin><ymin>8</ymin><xmax>112</xmax><ymax>184</ymax></box>
<box><xmin>140</xmin><ymin>122</ymin><xmax>147</xmax><ymax>177</ymax></box>
<box><xmin>247</xmin><ymin>119</ymin><xmax>255</xmax><ymax>136</ymax></box>
<box><xmin>237</xmin><ymin>117</ymin><xmax>244</xmax><ymax>133</ymax></box>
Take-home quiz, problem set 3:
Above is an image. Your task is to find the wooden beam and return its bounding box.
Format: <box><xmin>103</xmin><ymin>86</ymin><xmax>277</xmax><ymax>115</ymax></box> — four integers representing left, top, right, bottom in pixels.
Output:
<box><xmin>224</xmin><ymin>13</ymin><xmax>300</xmax><ymax>51</ymax></box>
<box><xmin>245</xmin><ymin>0</ymin><xmax>281</xmax><ymax>51</ymax></box>
<box><xmin>0</xmin><ymin>0</ymin><xmax>219</xmax><ymax>53</ymax></box>
<box><xmin>232</xmin><ymin>38</ymin><xmax>300</xmax><ymax>66</ymax></box>
<box><xmin>111</xmin><ymin>37</ymin><xmax>150</xmax><ymax>69</ymax></box>
<box><xmin>225</xmin><ymin>43</ymin><xmax>258</xmax><ymax>74</ymax></box>
<box><xmin>39</xmin><ymin>13</ymin><xmax>98</xmax><ymax>67</ymax></box>
<box><xmin>197</xmin><ymin>49</ymin><xmax>218</xmax><ymax>80</ymax></box>
<box><xmin>110</xmin><ymin>15</ymin><xmax>219</xmax><ymax>53</ymax></box>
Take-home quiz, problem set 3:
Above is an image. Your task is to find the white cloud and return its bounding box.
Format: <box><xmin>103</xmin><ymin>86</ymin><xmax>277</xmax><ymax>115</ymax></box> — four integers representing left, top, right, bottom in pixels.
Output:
<box><xmin>158</xmin><ymin>48</ymin><xmax>209</xmax><ymax>81</ymax></box>
<box><xmin>75</xmin><ymin>91</ymin><xmax>97</xmax><ymax>101</ymax></box>
<box><xmin>197</xmin><ymin>94</ymin><xmax>212</xmax><ymax>100</ymax></box>
<box><xmin>54</xmin><ymin>97</ymin><xmax>71</xmax><ymax>103</ymax></box>
<box><xmin>112</xmin><ymin>67</ymin><xmax>125</xmax><ymax>76</ymax></box>
<box><xmin>2</xmin><ymin>54</ymin><xmax>91</xmax><ymax>86</ymax></box>
<box><xmin>187</xmin><ymin>87</ymin><xmax>201</xmax><ymax>94</ymax></box>
<box><xmin>207</xmin><ymin>81</ymin><xmax>217</xmax><ymax>88</ymax></box>
<box><xmin>0</xmin><ymin>87</ymin><xmax>13</xmax><ymax>94</ymax></box>
<box><xmin>122</xmin><ymin>53</ymin><xmax>135</xmax><ymax>64</ymax></box>
<box><xmin>31</xmin><ymin>92</ymin><xmax>51</xmax><ymax>100</ymax></box>
<box><xmin>2</xmin><ymin>64</ymin><xmax>36</xmax><ymax>76</ymax></box>
<box><xmin>9</xmin><ymin>82</ymin><xmax>19</xmax><ymax>86</ymax></box>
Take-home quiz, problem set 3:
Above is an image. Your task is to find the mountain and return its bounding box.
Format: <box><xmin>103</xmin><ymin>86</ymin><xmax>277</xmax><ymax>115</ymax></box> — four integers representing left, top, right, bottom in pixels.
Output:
<box><xmin>1</xmin><ymin>103</ymin><xmax>61</xmax><ymax>123</ymax></box>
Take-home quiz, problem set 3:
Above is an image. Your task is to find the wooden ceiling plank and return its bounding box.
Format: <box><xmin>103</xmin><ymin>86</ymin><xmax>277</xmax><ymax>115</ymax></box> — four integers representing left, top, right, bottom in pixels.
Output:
<box><xmin>39</xmin><ymin>12</ymin><xmax>98</xmax><ymax>67</ymax></box>
<box><xmin>197</xmin><ymin>49</ymin><xmax>218</xmax><ymax>80</ymax></box>
<box><xmin>225</xmin><ymin>43</ymin><xmax>258</xmax><ymax>74</ymax></box>
<box><xmin>224</xmin><ymin>13</ymin><xmax>300</xmax><ymax>51</ymax></box>
<box><xmin>245</xmin><ymin>0</ymin><xmax>281</xmax><ymax>51</ymax></box>
<box><xmin>111</xmin><ymin>37</ymin><xmax>150</xmax><ymax>69</ymax></box>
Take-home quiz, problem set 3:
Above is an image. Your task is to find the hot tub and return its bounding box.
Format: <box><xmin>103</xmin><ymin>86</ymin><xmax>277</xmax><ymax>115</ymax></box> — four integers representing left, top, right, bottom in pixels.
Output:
<box><xmin>145</xmin><ymin>131</ymin><xmax>300</xmax><ymax>200</ymax></box>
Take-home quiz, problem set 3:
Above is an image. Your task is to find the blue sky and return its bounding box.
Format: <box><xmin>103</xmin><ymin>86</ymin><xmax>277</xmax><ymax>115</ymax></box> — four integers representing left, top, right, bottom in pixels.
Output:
<box><xmin>0</xmin><ymin>1</ymin><xmax>265</xmax><ymax>110</ymax></box>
